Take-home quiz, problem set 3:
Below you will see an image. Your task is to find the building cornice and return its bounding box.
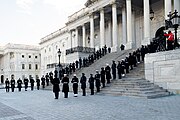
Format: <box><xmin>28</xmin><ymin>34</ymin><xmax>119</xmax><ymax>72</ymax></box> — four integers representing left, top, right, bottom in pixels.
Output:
<box><xmin>39</xmin><ymin>26</ymin><xmax>68</xmax><ymax>45</ymax></box>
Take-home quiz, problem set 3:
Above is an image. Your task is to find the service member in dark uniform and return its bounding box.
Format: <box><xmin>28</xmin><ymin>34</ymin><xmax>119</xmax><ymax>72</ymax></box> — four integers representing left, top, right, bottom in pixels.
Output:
<box><xmin>41</xmin><ymin>75</ymin><xmax>45</xmax><ymax>89</ymax></box>
<box><xmin>45</xmin><ymin>73</ymin><xmax>50</xmax><ymax>86</ymax></box>
<box><xmin>5</xmin><ymin>78</ymin><xmax>10</xmax><ymax>92</ymax></box>
<box><xmin>105</xmin><ymin>64</ymin><xmax>111</xmax><ymax>84</ymax></box>
<box><xmin>30</xmin><ymin>77</ymin><xmax>35</xmax><ymax>91</ymax></box>
<box><xmin>88</xmin><ymin>74</ymin><xmax>94</xmax><ymax>95</ymax></box>
<box><xmin>10</xmin><ymin>78</ymin><xmax>16</xmax><ymax>92</ymax></box>
<box><xmin>51</xmin><ymin>71</ymin><xmax>60</xmax><ymax>99</ymax></box>
<box><xmin>100</xmin><ymin>67</ymin><xmax>106</xmax><ymax>88</ymax></box>
<box><xmin>71</xmin><ymin>74</ymin><xmax>79</xmax><ymax>97</ymax></box>
<box><xmin>24</xmin><ymin>77</ymin><xmax>29</xmax><ymax>91</ymax></box>
<box><xmin>111</xmin><ymin>61</ymin><xmax>117</xmax><ymax>80</ymax></box>
<box><xmin>117</xmin><ymin>61</ymin><xmax>122</xmax><ymax>79</ymax></box>
<box><xmin>95</xmin><ymin>70</ymin><xmax>101</xmax><ymax>92</ymax></box>
<box><xmin>80</xmin><ymin>73</ymin><xmax>87</xmax><ymax>96</ymax></box>
<box><xmin>17</xmin><ymin>78</ymin><xmax>23</xmax><ymax>91</ymax></box>
<box><xmin>36</xmin><ymin>76</ymin><xmax>40</xmax><ymax>90</ymax></box>
<box><xmin>61</xmin><ymin>74</ymin><xmax>69</xmax><ymax>98</ymax></box>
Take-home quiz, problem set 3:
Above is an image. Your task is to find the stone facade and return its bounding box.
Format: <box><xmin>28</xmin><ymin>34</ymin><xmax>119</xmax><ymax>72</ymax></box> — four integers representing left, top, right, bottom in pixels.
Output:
<box><xmin>39</xmin><ymin>0</ymin><xmax>180</xmax><ymax>74</ymax></box>
<box><xmin>0</xmin><ymin>43</ymin><xmax>40</xmax><ymax>82</ymax></box>
<box><xmin>145</xmin><ymin>49</ymin><xmax>180</xmax><ymax>94</ymax></box>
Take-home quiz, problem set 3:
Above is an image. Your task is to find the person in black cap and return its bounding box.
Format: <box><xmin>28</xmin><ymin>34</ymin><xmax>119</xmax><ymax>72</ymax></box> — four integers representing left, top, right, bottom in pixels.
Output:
<box><xmin>88</xmin><ymin>74</ymin><xmax>95</xmax><ymax>95</ymax></box>
<box><xmin>105</xmin><ymin>64</ymin><xmax>111</xmax><ymax>84</ymax></box>
<box><xmin>95</xmin><ymin>70</ymin><xmax>101</xmax><ymax>92</ymax></box>
<box><xmin>111</xmin><ymin>60</ymin><xmax>117</xmax><ymax>80</ymax></box>
<box><xmin>30</xmin><ymin>77</ymin><xmax>35</xmax><ymax>91</ymax></box>
<box><xmin>10</xmin><ymin>77</ymin><xmax>15</xmax><ymax>92</ymax></box>
<box><xmin>5</xmin><ymin>78</ymin><xmax>10</xmax><ymax>92</ymax></box>
<box><xmin>80</xmin><ymin>73</ymin><xmax>87</xmax><ymax>96</ymax></box>
<box><xmin>51</xmin><ymin>71</ymin><xmax>60</xmax><ymax>99</ymax></box>
<box><xmin>100</xmin><ymin>67</ymin><xmax>106</xmax><ymax>88</ymax></box>
<box><xmin>17</xmin><ymin>78</ymin><xmax>22</xmax><ymax>91</ymax></box>
<box><xmin>71</xmin><ymin>74</ymin><xmax>79</xmax><ymax>97</ymax></box>
<box><xmin>61</xmin><ymin>74</ymin><xmax>69</xmax><ymax>98</ymax></box>
<box><xmin>24</xmin><ymin>77</ymin><xmax>29</xmax><ymax>91</ymax></box>
<box><xmin>36</xmin><ymin>76</ymin><xmax>40</xmax><ymax>90</ymax></box>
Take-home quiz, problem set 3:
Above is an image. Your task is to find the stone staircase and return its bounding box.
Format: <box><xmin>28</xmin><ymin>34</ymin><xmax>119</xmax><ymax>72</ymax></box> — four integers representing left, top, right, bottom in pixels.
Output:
<box><xmin>70</xmin><ymin>49</ymin><xmax>133</xmax><ymax>79</ymax></box>
<box><xmin>45</xmin><ymin>49</ymin><xmax>171</xmax><ymax>99</ymax></box>
<box><xmin>100</xmin><ymin>63</ymin><xmax>171</xmax><ymax>99</ymax></box>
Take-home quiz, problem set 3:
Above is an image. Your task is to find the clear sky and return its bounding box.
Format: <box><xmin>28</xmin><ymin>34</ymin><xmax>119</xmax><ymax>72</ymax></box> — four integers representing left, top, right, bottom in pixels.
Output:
<box><xmin>0</xmin><ymin>0</ymin><xmax>86</xmax><ymax>46</ymax></box>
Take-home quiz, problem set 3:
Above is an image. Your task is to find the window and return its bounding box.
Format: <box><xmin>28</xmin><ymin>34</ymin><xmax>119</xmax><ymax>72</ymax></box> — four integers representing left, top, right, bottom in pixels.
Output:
<box><xmin>35</xmin><ymin>56</ymin><xmax>38</xmax><ymax>59</ymax></box>
<box><xmin>29</xmin><ymin>55</ymin><xmax>31</xmax><ymax>58</ymax></box>
<box><xmin>22</xmin><ymin>55</ymin><xmax>24</xmax><ymax>58</ymax></box>
<box><xmin>22</xmin><ymin>64</ymin><xmax>25</xmax><ymax>69</ymax></box>
<box><xmin>29</xmin><ymin>64</ymin><xmax>31</xmax><ymax>69</ymax></box>
<box><xmin>35</xmin><ymin>64</ymin><xmax>38</xmax><ymax>70</ymax></box>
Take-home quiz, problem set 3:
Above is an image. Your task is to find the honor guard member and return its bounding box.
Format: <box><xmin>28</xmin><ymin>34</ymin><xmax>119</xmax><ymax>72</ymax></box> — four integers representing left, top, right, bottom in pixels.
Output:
<box><xmin>49</xmin><ymin>72</ymin><xmax>53</xmax><ymax>83</ymax></box>
<box><xmin>80</xmin><ymin>73</ymin><xmax>87</xmax><ymax>96</ymax></box>
<box><xmin>52</xmin><ymin>71</ymin><xmax>60</xmax><ymax>99</ymax></box>
<box><xmin>121</xmin><ymin>59</ymin><xmax>126</xmax><ymax>77</ymax></box>
<box><xmin>36</xmin><ymin>76</ymin><xmax>40</xmax><ymax>90</ymax></box>
<box><xmin>100</xmin><ymin>67</ymin><xmax>106</xmax><ymax>88</ymax></box>
<box><xmin>128</xmin><ymin>53</ymin><xmax>134</xmax><ymax>70</ymax></box>
<box><xmin>30</xmin><ymin>77</ymin><xmax>35</xmax><ymax>91</ymax></box>
<box><xmin>17</xmin><ymin>78</ymin><xmax>23</xmax><ymax>91</ymax></box>
<box><xmin>105</xmin><ymin>64</ymin><xmax>111</xmax><ymax>84</ymax></box>
<box><xmin>61</xmin><ymin>74</ymin><xmax>69</xmax><ymax>98</ymax></box>
<box><xmin>24</xmin><ymin>77</ymin><xmax>29</xmax><ymax>91</ymax></box>
<box><xmin>45</xmin><ymin>73</ymin><xmax>50</xmax><ymax>86</ymax></box>
<box><xmin>117</xmin><ymin>61</ymin><xmax>122</xmax><ymax>79</ymax></box>
<box><xmin>125</xmin><ymin>57</ymin><xmax>130</xmax><ymax>74</ymax></box>
<box><xmin>71</xmin><ymin>74</ymin><xmax>79</xmax><ymax>97</ymax></box>
<box><xmin>88</xmin><ymin>74</ymin><xmax>95</xmax><ymax>95</ymax></box>
<box><xmin>95</xmin><ymin>70</ymin><xmax>101</xmax><ymax>92</ymax></box>
<box><xmin>41</xmin><ymin>75</ymin><xmax>45</xmax><ymax>89</ymax></box>
<box><xmin>10</xmin><ymin>77</ymin><xmax>16</xmax><ymax>92</ymax></box>
<box><xmin>111</xmin><ymin>61</ymin><xmax>117</xmax><ymax>79</ymax></box>
<box><xmin>5</xmin><ymin>78</ymin><xmax>10</xmax><ymax>92</ymax></box>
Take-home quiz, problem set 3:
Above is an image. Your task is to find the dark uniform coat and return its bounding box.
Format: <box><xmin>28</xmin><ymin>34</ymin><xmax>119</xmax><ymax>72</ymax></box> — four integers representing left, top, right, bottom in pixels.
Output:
<box><xmin>61</xmin><ymin>76</ymin><xmax>69</xmax><ymax>92</ymax></box>
<box><xmin>71</xmin><ymin>76</ymin><xmax>79</xmax><ymax>94</ymax></box>
<box><xmin>80</xmin><ymin>75</ymin><xmax>87</xmax><ymax>89</ymax></box>
<box><xmin>52</xmin><ymin>78</ymin><xmax>60</xmax><ymax>93</ymax></box>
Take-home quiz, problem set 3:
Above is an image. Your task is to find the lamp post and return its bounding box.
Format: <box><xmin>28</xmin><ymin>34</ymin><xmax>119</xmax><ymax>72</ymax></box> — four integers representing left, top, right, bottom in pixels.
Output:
<box><xmin>57</xmin><ymin>48</ymin><xmax>62</xmax><ymax>79</ymax></box>
<box><xmin>57</xmin><ymin>48</ymin><xmax>61</xmax><ymax>67</ymax></box>
<box><xmin>168</xmin><ymin>10</ymin><xmax>180</xmax><ymax>48</ymax></box>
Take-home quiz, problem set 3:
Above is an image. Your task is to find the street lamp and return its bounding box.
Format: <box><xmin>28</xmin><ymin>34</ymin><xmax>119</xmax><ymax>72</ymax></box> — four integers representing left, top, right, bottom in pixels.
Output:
<box><xmin>57</xmin><ymin>48</ymin><xmax>62</xmax><ymax>79</ymax></box>
<box><xmin>57</xmin><ymin>48</ymin><xmax>61</xmax><ymax>67</ymax></box>
<box><xmin>168</xmin><ymin>10</ymin><xmax>180</xmax><ymax>48</ymax></box>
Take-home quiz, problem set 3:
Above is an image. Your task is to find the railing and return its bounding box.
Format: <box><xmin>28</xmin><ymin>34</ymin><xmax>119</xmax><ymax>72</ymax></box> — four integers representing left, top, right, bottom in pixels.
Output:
<box><xmin>66</xmin><ymin>46</ymin><xmax>95</xmax><ymax>55</ymax></box>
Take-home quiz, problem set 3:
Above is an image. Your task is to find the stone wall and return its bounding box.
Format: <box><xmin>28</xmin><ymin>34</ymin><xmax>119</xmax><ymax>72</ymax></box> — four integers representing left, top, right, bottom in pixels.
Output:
<box><xmin>145</xmin><ymin>49</ymin><xmax>180</xmax><ymax>94</ymax></box>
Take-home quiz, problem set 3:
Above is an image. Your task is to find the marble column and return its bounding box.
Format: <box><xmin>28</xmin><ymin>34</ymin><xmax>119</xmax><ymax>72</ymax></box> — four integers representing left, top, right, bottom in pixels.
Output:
<box><xmin>122</xmin><ymin>6</ymin><xmax>127</xmax><ymax>45</ymax></box>
<box><xmin>126</xmin><ymin>0</ymin><xmax>132</xmax><ymax>49</ymax></box>
<box><xmin>143</xmin><ymin>0</ymin><xmax>150</xmax><ymax>45</ymax></box>
<box><xmin>174</xmin><ymin>0</ymin><xmax>180</xmax><ymax>13</ymax></box>
<box><xmin>112</xmin><ymin>3</ymin><xmax>118</xmax><ymax>51</ymax></box>
<box><xmin>75</xmin><ymin>28</ymin><xmax>79</xmax><ymax>47</ymax></box>
<box><xmin>90</xmin><ymin>14</ymin><xmax>94</xmax><ymax>48</ymax></box>
<box><xmin>108</xmin><ymin>21</ymin><xmax>112</xmax><ymax>47</ymax></box>
<box><xmin>100</xmin><ymin>8</ymin><xmax>105</xmax><ymax>48</ymax></box>
<box><xmin>82</xmin><ymin>24</ymin><xmax>86</xmax><ymax>47</ymax></box>
<box><xmin>164</xmin><ymin>0</ymin><xmax>172</xmax><ymax>19</ymax></box>
<box><xmin>69</xmin><ymin>30</ymin><xmax>72</xmax><ymax>49</ymax></box>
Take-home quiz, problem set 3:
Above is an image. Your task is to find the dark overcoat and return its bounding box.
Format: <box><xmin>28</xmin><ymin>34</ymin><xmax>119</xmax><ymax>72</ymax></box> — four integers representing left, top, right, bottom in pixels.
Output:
<box><xmin>52</xmin><ymin>78</ymin><xmax>60</xmax><ymax>92</ymax></box>
<box><xmin>61</xmin><ymin>76</ymin><xmax>69</xmax><ymax>92</ymax></box>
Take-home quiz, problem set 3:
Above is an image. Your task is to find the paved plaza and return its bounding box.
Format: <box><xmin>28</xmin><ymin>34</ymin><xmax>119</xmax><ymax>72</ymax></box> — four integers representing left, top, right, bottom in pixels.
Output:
<box><xmin>0</xmin><ymin>88</ymin><xmax>180</xmax><ymax>120</ymax></box>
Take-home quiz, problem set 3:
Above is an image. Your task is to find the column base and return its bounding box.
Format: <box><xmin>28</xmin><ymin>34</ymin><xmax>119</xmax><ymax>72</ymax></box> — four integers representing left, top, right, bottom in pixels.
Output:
<box><xmin>142</xmin><ymin>37</ymin><xmax>150</xmax><ymax>46</ymax></box>
<box><xmin>125</xmin><ymin>42</ymin><xmax>133</xmax><ymax>50</ymax></box>
<box><xmin>111</xmin><ymin>46</ymin><xmax>119</xmax><ymax>52</ymax></box>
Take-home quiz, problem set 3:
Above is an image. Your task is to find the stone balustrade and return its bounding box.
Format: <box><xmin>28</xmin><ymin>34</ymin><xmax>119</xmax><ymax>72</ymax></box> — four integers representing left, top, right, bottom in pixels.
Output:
<box><xmin>66</xmin><ymin>46</ymin><xmax>95</xmax><ymax>55</ymax></box>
